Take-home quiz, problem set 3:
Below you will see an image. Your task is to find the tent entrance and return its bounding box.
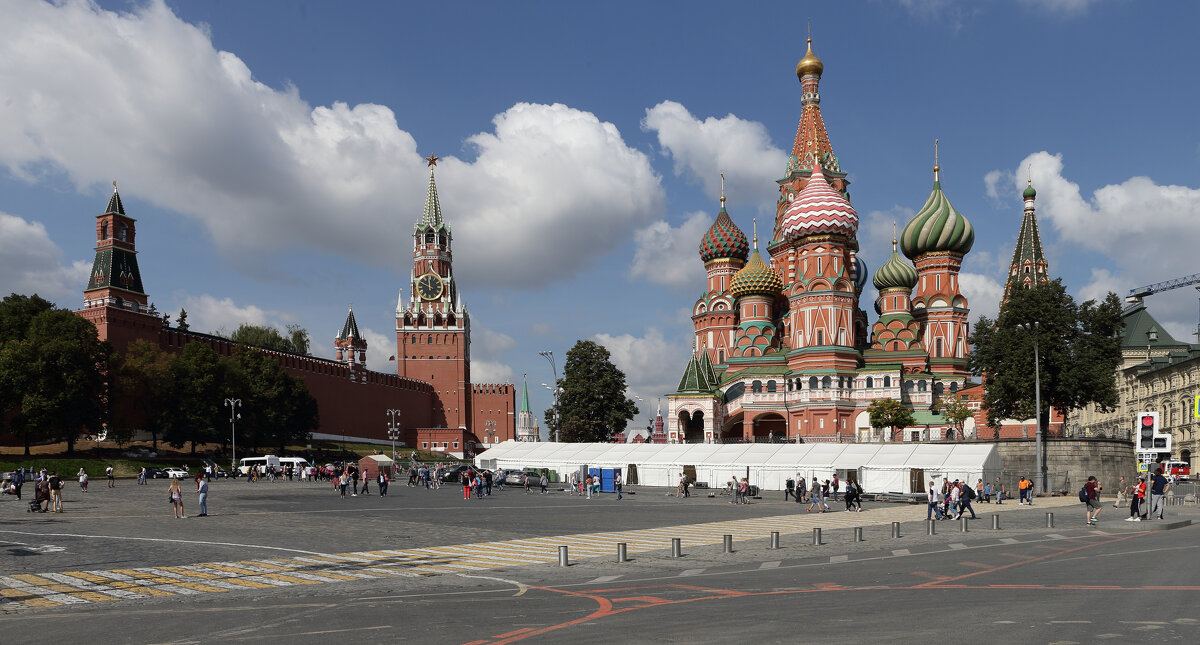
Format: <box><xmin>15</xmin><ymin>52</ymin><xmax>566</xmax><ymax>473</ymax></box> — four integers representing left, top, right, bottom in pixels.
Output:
<box><xmin>626</xmin><ymin>464</ymin><xmax>639</xmax><ymax>485</ymax></box>
<box><xmin>909</xmin><ymin>468</ymin><xmax>925</xmax><ymax>493</ymax></box>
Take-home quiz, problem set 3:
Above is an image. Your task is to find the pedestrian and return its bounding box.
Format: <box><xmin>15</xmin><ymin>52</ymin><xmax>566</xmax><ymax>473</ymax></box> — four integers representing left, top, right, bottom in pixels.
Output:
<box><xmin>78</xmin><ymin>468</ymin><xmax>88</xmax><ymax>492</ymax></box>
<box><xmin>975</xmin><ymin>479</ymin><xmax>985</xmax><ymax>504</ymax></box>
<box><xmin>34</xmin><ymin>478</ymin><xmax>50</xmax><ymax>512</ymax></box>
<box><xmin>106</xmin><ymin>464</ymin><xmax>115</xmax><ymax>488</ymax></box>
<box><xmin>615</xmin><ymin>472</ymin><xmax>623</xmax><ymax>500</ymax></box>
<box><xmin>848</xmin><ymin>480</ymin><xmax>863</xmax><ymax>512</ymax></box>
<box><xmin>1126</xmin><ymin>476</ymin><xmax>1147</xmax><ymax>521</ymax></box>
<box><xmin>168</xmin><ymin>478</ymin><xmax>185</xmax><ymax>518</ymax></box>
<box><xmin>339</xmin><ymin>470</ymin><xmax>349</xmax><ymax>499</ymax></box>
<box><xmin>1018</xmin><ymin>476</ymin><xmax>1032</xmax><ymax>505</ymax></box>
<box><xmin>831</xmin><ymin>474</ymin><xmax>840</xmax><ymax>502</ymax></box>
<box><xmin>807</xmin><ymin>477</ymin><xmax>827</xmax><ymax>513</ymax></box>
<box><xmin>1112</xmin><ymin>476</ymin><xmax>1128</xmax><ymax>509</ymax></box>
<box><xmin>947</xmin><ymin>481</ymin><xmax>961</xmax><ymax>520</ymax></box>
<box><xmin>378</xmin><ymin>471</ymin><xmax>388</xmax><ymax>496</ymax></box>
<box><xmin>524</xmin><ymin>473</ymin><xmax>532</xmax><ymax>494</ymax></box>
<box><xmin>462</xmin><ymin>470</ymin><xmax>473</xmax><ymax>500</ymax></box>
<box><xmin>738</xmin><ymin>477</ymin><xmax>750</xmax><ymax>504</ymax></box>
<box><xmin>983</xmin><ymin>480</ymin><xmax>992</xmax><ymax>503</ymax></box>
<box><xmin>138</xmin><ymin>466</ymin><xmax>147</xmax><ymax>485</ymax></box>
<box><xmin>927</xmin><ymin>480</ymin><xmax>945</xmax><ymax>520</ymax></box>
<box><xmin>795</xmin><ymin>475</ymin><xmax>807</xmax><ymax>504</ymax></box>
<box><xmin>351</xmin><ymin>469</ymin><xmax>360</xmax><ymax>496</ymax></box>
<box><xmin>1148</xmin><ymin>467</ymin><xmax>1171</xmax><ymax>520</ymax></box>
<box><xmin>1083</xmin><ymin>475</ymin><xmax>1101</xmax><ymax>526</ymax></box>
<box><xmin>959</xmin><ymin>480</ymin><xmax>978</xmax><ymax>519</ymax></box>
<box><xmin>484</xmin><ymin>470</ymin><xmax>493</xmax><ymax>496</ymax></box>
<box><xmin>995</xmin><ymin>477</ymin><xmax>1005</xmax><ymax>505</ymax></box>
<box><xmin>785</xmin><ymin>477</ymin><xmax>795</xmax><ymax>502</ymax></box>
<box><xmin>48</xmin><ymin>471</ymin><xmax>63</xmax><ymax>513</ymax></box>
<box><xmin>361</xmin><ymin>471</ymin><xmax>370</xmax><ymax>496</ymax></box>
<box><xmin>539</xmin><ymin>473</ymin><xmax>548</xmax><ymax>495</ymax></box>
<box><xmin>585</xmin><ymin>475</ymin><xmax>592</xmax><ymax>499</ymax></box>
<box><xmin>13</xmin><ymin>468</ymin><xmax>23</xmax><ymax>500</ymax></box>
<box><xmin>196</xmin><ymin>474</ymin><xmax>209</xmax><ymax>517</ymax></box>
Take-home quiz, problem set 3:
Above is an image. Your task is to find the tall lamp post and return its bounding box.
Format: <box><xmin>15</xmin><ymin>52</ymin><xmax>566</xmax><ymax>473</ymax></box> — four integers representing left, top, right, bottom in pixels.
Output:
<box><xmin>386</xmin><ymin>408</ymin><xmax>402</xmax><ymax>465</ymax></box>
<box><xmin>224</xmin><ymin>398</ymin><xmax>241</xmax><ymax>475</ymax></box>
<box><xmin>538</xmin><ymin>350</ymin><xmax>560</xmax><ymax>442</ymax></box>
<box><xmin>1019</xmin><ymin>322</ymin><xmax>1047</xmax><ymax>494</ymax></box>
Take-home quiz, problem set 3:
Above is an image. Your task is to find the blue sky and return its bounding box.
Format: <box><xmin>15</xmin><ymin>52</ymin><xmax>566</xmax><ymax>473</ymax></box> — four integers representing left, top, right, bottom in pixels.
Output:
<box><xmin>3</xmin><ymin>0</ymin><xmax>1199</xmax><ymax>435</ymax></box>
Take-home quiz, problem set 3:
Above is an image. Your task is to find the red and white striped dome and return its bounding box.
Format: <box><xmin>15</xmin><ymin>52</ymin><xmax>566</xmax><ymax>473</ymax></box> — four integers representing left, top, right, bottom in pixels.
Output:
<box><xmin>779</xmin><ymin>162</ymin><xmax>858</xmax><ymax>241</ymax></box>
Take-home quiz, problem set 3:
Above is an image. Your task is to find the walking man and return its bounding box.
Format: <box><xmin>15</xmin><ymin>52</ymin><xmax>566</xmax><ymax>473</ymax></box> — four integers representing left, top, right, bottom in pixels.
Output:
<box><xmin>614</xmin><ymin>472</ymin><xmax>623</xmax><ymax>500</ymax></box>
<box><xmin>785</xmin><ymin>477</ymin><xmax>795</xmax><ymax>501</ymax></box>
<box><xmin>795</xmin><ymin>475</ymin><xmax>807</xmax><ymax>504</ymax></box>
<box><xmin>106</xmin><ymin>465</ymin><xmax>115</xmax><ymax>488</ymax></box>
<box><xmin>1083</xmin><ymin>475</ymin><xmax>1101</xmax><ymax>526</ymax></box>
<box><xmin>927</xmin><ymin>480</ymin><xmax>945</xmax><ymax>520</ymax></box>
<box><xmin>1112</xmin><ymin>475</ymin><xmax>1128</xmax><ymax>508</ymax></box>
<box><xmin>1148</xmin><ymin>467</ymin><xmax>1171</xmax><ymax>520</ymax></box>
<box><xmin>831</xmin><ymin>474</ymin><xmax>840</xmax><ymax>502</ymax></box>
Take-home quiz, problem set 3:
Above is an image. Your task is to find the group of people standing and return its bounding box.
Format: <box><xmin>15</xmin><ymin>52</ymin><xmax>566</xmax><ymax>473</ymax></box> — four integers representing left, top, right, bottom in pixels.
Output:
<box><xmin>1104</xmin><ymin>468</ymin><xmax>1175</xmax><ymax>523</ymax></box>
<box><xmin>783</xmin><ymin>475</ymin><xmax>863</xmax><ymax>513</ymax></box>
<box><xmin>927</xmin><ymin>479</ymin><xmax>985</xmax><ymax>520</ymax></box>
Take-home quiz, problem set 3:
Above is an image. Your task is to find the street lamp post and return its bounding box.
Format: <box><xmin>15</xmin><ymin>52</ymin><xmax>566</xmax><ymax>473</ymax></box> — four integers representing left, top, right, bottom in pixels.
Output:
<box><xmin>538</xmin><ymin>350</ymin><xmax>560</xmax><ymax>442</ymax></box>
<box><xmin>484</xmin><ymin>420</ymin><xmax>497</xmax><ymax>446</ymax></box>
<box><xmin>224</xmin><ymin>398</ymin><xmax>241</xmax><ymax>475</ymax></box>
<box><xmin>386</xmin><ymin>408</ymin><xmax>402</xmax><ymax>465</ymax></box>
<box><xmin>1019</xmin><ymin>322</ymin><xmax>1047</xmax><ymax>494</ymax></box>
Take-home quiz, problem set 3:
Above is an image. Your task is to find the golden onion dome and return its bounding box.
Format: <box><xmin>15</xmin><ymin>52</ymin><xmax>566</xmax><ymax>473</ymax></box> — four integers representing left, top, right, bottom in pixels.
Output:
<box><xmin>795</xmin><ymin>38</ymin><xmax>823</xmax><ymax>79</ymax></box>
<box><xmin>730</xmin><ymin>250</ymin><xmax>783</xmax><ymax>298</ymax></box>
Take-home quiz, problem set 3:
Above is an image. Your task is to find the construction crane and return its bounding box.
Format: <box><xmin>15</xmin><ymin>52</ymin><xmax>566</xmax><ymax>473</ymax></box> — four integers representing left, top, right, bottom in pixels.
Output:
<box><xmin>1125</xmin><ymin>272</ymin><xmax>1200</xmax><ymax>337</ymax></box>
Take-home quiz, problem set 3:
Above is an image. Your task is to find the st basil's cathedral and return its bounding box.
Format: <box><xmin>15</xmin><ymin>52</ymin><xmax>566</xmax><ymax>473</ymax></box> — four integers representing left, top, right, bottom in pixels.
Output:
<box><xmin>669</xmin><ymin>39</ymin><xmax>975</xmax><ymax>444</ymax></box>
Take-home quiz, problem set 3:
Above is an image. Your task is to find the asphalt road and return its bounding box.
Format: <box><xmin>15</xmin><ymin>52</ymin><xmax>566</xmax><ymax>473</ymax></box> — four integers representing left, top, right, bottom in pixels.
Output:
<box><xmin>2</xmin><ymin>477</ymin><xmax>1197</xmax><ymax>643</ymax></box>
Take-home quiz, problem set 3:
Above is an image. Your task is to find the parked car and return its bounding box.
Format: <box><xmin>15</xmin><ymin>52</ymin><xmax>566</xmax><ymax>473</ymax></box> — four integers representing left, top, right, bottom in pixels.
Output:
<box><xmin>437</xmin><ymin>464</ymin><xmax>472</xmax><ymax>483</ymax></box>
<box><xmin>162</xmin><ymin>467</ymin><xmax>189</xmax><ymax>479</ymax></box>
<box><xmin>504</xmin><ymin>470</ymin><xmax>542</xmax><ymax>486</ymax></box>
<box><xmin>142</xmin><ymin>467</ymin><xmax>166</xmax><ymax>479</ymax></box>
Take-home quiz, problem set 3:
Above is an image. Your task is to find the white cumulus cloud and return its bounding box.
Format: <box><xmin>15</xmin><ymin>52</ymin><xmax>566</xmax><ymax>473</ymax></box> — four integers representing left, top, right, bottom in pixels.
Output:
<box><xmin>630</xmin><ymin>211</ymin><xmax>710</xmax><ymax>289</ymax></box>
<box><xmin>0</xmin><ymin>0</ymin><xmax>663</xmax><ymax>290</ymax></box>
<box><xmin>0</xmin><ymin>211</ymin><xmax>89</xmax><ymax>306</ymax></box>
<box><xmin>642</xmin><ymin>101</ymin><xmax>788</xmax><ymax>212</ymax></box>
<box><xmin>959</xmin><ymin>272</ymin><xmax>1004</xmax><ymax>323</ymax></box>
<box><xmin>594</xmin><ymin>327</ymin><xmax>691</xmax><ymax>405</ymax></box>
<box><xmin>178</xmin><ymin>294</ymin><xmax>297</xmax><ymax>338</ymax></box>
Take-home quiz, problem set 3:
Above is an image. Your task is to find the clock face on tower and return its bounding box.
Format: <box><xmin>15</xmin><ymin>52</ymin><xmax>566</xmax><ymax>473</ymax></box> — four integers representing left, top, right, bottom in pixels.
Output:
<box><xmin>416</xmin><ymin>271</ymin><xmax>444</xmax><ymax>300</ymax></box>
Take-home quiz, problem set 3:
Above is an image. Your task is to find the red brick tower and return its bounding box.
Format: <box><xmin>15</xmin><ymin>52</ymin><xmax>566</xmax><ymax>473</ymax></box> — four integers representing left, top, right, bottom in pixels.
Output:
<box><xmin>334</xmin><ymin>305</ymin><xmax>368</xmax><ymax>380</ymax></box>
<box><xmin>694</xmin><ymin>182</ymin><xmax>749</xmax><ymax>365</ymax></box>
<box><xmin>395</xmin><ymin>155</ymin><xmax>470</xmax><ymax>430</ymax></box>
<box><xmin>76</xmin><ymin>182</ymin><xmax>162</xmax><ymax>354</ymax></box>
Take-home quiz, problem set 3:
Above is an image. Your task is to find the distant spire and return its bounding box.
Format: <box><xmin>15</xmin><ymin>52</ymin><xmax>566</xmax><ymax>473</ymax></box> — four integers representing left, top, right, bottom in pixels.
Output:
<box><xmin>520</xmin><ymin>373</ymin><xmax>531</xmax><ymax>413</ymax></box>
<box><xmin>421</xmin><ymin>160</ymin><xmax>444</xmax><ymax>229</ymax></box>
<box><xmin>933</xmin><ymin>138</ymin><xmax>941</xmax><ymax>184</ymax></box>
<box><xmin>105</xmin><ymin>179</ymin><xmax>125</xmax><ymax>215</ymax></box>
<box><xmin>892</xmin><ymin>221</ymin><xmax>898</xmax><ymax>252</ymax></box>
<box><xmin>719</xmin><ymin>172</ymin><xmax>726</xmax><ymax>208</ymax></box>
<box><xmin>752</xmin><ymin>217</ymin><xmax>758</xmax><ymax>250</ymax></box>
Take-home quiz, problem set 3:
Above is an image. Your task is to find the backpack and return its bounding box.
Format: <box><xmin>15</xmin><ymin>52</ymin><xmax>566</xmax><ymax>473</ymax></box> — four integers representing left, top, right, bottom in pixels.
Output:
<box><xmin>1078</xmin><ymin>486</ymin><xmax>1089</xmax><ymax>503</ymax></box>
<box><xmin>965</xmin><ymin>486</ymin><xmax>975</xmax><ymax>500</ymax></box>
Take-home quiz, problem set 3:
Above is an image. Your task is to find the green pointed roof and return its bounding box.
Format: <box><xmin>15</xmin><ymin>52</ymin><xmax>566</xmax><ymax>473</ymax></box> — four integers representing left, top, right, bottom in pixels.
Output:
<box><xmin>676</xmin><ymin>352</ymin><xmax>717</xmax><ymax>394</ymax></box>
<box><xmin>1121</xmin><ymin>303</ymin><xmax>1188</xmax><ymax>351</ymax></box>
<box><xmin>417</xmin><ymin>166</ymin><xmax>449</xmax><ymax>232</ymax></box>
<box><xmin>901</xmin><ymin>172</ymin><xmax>974</xmax><ymax>259</ymax></box>
<box><xmin>520</xmin><ymin>376</ymin><xmax>531</xmax><ymax>413</ymax></box>
<box><xmin>105</xmin><ymin>183</ymin><xmax>125</xmax><ymax>215</ymax></box>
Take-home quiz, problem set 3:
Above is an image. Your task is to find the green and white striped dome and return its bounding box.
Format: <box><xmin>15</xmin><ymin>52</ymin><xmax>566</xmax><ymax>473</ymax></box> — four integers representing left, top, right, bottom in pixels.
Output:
<box><xmin>900</xmin><ymin>177</ymin><xmax>974</xmax><ymax>258</ymax></box>
<box><xmin>872</xmin><ymin>249</ymin><xmax>918</xmax><ymax>291</ymax></box>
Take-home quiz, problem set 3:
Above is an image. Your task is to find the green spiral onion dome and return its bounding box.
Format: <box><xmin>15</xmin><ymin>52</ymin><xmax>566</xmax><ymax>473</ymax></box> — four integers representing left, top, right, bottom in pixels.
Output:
<box><xmin>900</xmin><ymin>177</ymin><xmax>974</xmax><ymax>259</ymax></box>
<box><xmin>699</xmin><ymin>205</ymin><xmax>749</xmax><ymax>263</ymax></box>
<box><xmin>872</xmin><ymin>248</ymin><xmax>919</xmax><ymax>291</ymax></box>
<box><xmin>730</xmin><ymin>250</ymin><xmax>783</xmax><ymax>298</ymax></box>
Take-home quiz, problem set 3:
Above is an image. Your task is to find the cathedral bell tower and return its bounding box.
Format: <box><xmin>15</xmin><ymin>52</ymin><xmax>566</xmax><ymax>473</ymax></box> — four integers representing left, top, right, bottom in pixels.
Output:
<box><xmin>396</xmin><ymin>155</ymin><xmax>471</xmax><ymax>430</ymax></box>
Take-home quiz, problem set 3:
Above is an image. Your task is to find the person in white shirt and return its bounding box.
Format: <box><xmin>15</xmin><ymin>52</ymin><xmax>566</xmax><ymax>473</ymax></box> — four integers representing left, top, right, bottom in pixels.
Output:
<box><xmin>927</xmin><ymin>481</ymin><xmax>944</xmax><ymax>520</ymax></box>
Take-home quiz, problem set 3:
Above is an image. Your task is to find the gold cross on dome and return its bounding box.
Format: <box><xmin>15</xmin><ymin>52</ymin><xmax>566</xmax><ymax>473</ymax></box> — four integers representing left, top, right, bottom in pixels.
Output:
<box><xmin>425</xmin><ymin>154</ymin><xmax>439</xmax><ymax>167</ymax></box>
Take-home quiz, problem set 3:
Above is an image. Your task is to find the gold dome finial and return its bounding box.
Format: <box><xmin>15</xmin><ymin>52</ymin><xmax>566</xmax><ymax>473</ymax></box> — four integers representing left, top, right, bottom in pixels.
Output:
<box><xmin>933</xmin><ymin>138</ymin><xmax>941</xmax><ymax>182</ymax></box>
<box><xmin>719</xmin><ymin>172</ymin><xmax>726</xmax><ymax>207</ymax></box>
<box><xmin>796</xmin><ymin>37</ymin><xmax>823</xmax><ymax>79</ymax></box>
<box><xmin>112</xmin><ymin>179</ymin><xmax>118</xmax><ymax>193</ymax></box>
<box><xmin>892</xmin><ymin>221</ymin><xmax>898</xmax><ymax>252</ymax></box>
<box><xmin>752</xmin><ymin>217</ymin><xmax>758</xmax><ymax>250</ymax></box>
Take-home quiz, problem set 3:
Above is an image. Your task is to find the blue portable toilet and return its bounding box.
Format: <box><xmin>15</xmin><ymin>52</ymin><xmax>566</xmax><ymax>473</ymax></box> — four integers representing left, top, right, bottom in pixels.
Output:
<box><xmin>589</xmin><ymin>467</ymin><xmax>622</xmax><ymax>493</ymax></box>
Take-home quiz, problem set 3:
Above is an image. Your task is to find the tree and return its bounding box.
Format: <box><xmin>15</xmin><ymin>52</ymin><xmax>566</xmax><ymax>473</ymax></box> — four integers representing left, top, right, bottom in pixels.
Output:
<box><xmin>228</xmin><ymin>346</ymin><xmax>318</xmax><ymax>453</ymax></box>
<box><xmin>176</xmin><ymin>308</ymin><xmax>189</xmax><ymax>331</ymax></box>
<box><xmin>0</xmin><ymin>294</ymin><xmax>57</xmax><ymax>452</ymax></box>
<box><xmin>227</xmin><ymin>323</ymin><xmax>311</xmax><ymax>355</ymax></box>
<box><xmin>168</xmin><ymin>342</ymin><xmax>226</xmax><ymax>452</ymax></box>
<box><xmin>969</xmin><ymin>280</ymin><xmax>1123</xmax><ymax>430</ymax></box>
<box><xmin>0</xmin><ymin>293</ymin><xmax>54</xmax><ymax>341</ymax></box>
<box><xmin>112</xmin><ymin>340</ymin><xmax>177</xmax><ymax>450</ymax></box>
<box><xmin>0</xmin><ymin>309</ymin><xmax>111</xmax><ymax>455</ymax></box>
<box><xmin>938</xmin><ymin>396</ymin><xmax>974</xmax><ymax>440</ymax></box>
<box><xmin>866</xmin><ymin>398</ymin><xmax>915</xmax><ymax>442</ymax></box>
<box><xmin>546</xmin><ymin>340</ymin><xmax>637</xmax><ymax>442</ymax></box>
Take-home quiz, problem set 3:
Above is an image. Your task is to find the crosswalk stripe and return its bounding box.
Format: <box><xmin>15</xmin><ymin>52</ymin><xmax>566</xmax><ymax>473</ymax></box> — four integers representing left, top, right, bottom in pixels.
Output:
<box><xmin>39</xmin><ymin>573</ymin><xmax>142</xmax><ymax>599</ymax></box>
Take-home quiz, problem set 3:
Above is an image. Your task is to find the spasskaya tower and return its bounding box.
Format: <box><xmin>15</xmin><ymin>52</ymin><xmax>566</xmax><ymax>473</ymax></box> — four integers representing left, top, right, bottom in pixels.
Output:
<box><xmin>396</xmin><ymin>155</ymin><xmax>470</xmax><ymax>430</ymax></box>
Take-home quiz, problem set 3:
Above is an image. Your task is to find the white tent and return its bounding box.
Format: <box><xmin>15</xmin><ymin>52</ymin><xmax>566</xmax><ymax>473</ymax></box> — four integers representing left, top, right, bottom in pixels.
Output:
<box><xmin>474</xmin><ymin>441</ymin><xmax>1003</xmax><ymax>494</ymax></box>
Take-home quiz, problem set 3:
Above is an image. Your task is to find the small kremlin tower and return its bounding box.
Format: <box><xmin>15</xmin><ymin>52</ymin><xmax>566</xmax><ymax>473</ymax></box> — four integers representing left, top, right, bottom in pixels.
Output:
<box><xmin>334</xmin><ymin>305</ymin><xmax>368</xmax><ymax>379</ymax></box>
<box><xmin>515</xmin><ymin>374</ymin><xmax>539</xmax><ymax>441</ymax></box>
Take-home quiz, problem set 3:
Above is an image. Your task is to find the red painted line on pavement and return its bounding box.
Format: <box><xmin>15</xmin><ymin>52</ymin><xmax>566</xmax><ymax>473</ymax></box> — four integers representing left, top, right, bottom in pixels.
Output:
<box><xmin>998</xmin><ymin>552</ymin><xmax>1036</xmax><ymax>560</ymax></box>
<box><xmin>988</xmin><ymin>584</ymin><xmax>1045</xmax><ymax>588</ymax></box>
<box><xmin>910</xmin><ymin>571</ymin><xmax>949</xmax><ymax>581</ymax></box>
<box><xmin>491</xmin><ymin>628</ymin><xmax>534</xmax><ymax>639</ymax></box>
<box><xmin>913</xmin><ymin>533</ymin><xmax>1144</xmax><ymax>589</ymax></box>
<box><xmin>957</xmin><ymin>561</ymin><xmax>994</xmax><ymax>569</ymax></box>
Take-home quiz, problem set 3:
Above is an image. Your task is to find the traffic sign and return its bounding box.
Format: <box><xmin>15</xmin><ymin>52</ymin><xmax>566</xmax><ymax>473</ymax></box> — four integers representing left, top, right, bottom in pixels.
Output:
<box><xmin>1138</xmin><ymin>462</ymin><xmax>1150</xmax><ymax>473</ymax></box>
<box><xmin>1195</xmin><ymin>395</ymin><xmax>1200</xmax><ymax>418</ymax></box>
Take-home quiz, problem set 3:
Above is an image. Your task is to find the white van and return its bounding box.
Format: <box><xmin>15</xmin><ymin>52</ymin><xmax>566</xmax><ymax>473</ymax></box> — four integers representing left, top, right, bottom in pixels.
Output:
<box><xmin>239</xmin><ymin>455</ymin><xmax>308</xmax><ymax>475</ymax></box>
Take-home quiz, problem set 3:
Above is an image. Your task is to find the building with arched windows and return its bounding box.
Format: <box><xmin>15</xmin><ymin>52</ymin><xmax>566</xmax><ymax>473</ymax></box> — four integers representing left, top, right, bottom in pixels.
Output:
<box><xmin>668</xmin><ymin>39</ymin><xmax>975</xmax><ymax>444</ymax></box>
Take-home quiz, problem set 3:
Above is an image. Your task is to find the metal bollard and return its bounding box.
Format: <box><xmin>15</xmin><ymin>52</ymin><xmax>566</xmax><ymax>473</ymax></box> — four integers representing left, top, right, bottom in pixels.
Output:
<box><xmin>927</xmin><ymin>519</ymin><xmax>937</xmax><ymax>535</ymax></box>
<box><xmin>854</xmin><ymin>526</ymin><xmax>864</xmax><ymax>542</ymax></box>
<box><xmin>960</xmin><ymin>517</ymin><xmax>969</xmax><ymax>533</ymax></box>
<box><xmin>723</xmin><ymin>534</ymin><xmax>733</xmax><ymax>553</ymax></box>
<box><xmin>559</xmin><ymin>545</ymin><xmax>569</xmax><ymax>567</ymax></box>
<box><xmin>991</xmin><ymin>514</ymin><xmax>1000</xmax><ymax>530</ymax></box>
<box><xmin>671</xmin><ymin>537</ymin><xmax>682</xmax><ymax>558</ymax></box>
<box><xmin>1046</xmin><ymin>512</ymin><xmax>1054</xmax><ymax>528</ymax></box>
<box><xmin>891</xmin><ymin>521</ymin><xmax>901</xmax><ymax>539</ymax></box>
<box><xmin>617</xmin><ymin>542</ymin><xmax>627</xmax><ymax>563</ymax></box>
<box><xmin>769</xmin><ymin>531</ymin><xmax>780</xmax><ymax>549</ymax></box>
<box><xmin>812</xmin><ymin>527</ymin><xmax>823</xmax><ymax>546</ymax></box>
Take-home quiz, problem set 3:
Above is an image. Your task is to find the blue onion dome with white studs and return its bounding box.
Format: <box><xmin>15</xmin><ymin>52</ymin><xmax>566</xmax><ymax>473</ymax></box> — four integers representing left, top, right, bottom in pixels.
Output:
<box><xmin>900</xmin><ymin>164</ymin><xmax>974</xmax><ymax>259</ymax></box>
<box><xmin>730</xmin><ymin>249</ymin><xmax>784</xmax><ymax>298</ymax></box>
<box><xmin>699</xmin><ymin>202</ymin><xmax>749</xmax><ymax>263</ymax></box>
<box><xmin>853</xmin><ymin>255</ymin><xmax>868</xmax><ymax>293</ymax></box>
<box><xmin>779</xmin><ymin>161</ymin><xmax>858</xmax><ymax>242</ymax></box>
<box><xmin>873</xmin><ymin>248</ymin><xmax>919</xmax><ymax>291</ymax></box>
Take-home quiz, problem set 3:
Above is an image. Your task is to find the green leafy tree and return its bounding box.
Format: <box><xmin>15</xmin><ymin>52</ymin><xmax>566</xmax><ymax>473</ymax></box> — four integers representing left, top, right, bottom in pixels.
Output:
<box><xmin>168</xmin><ymin>342</ymin><xmax>226</xmax><ymax>453</ymax></box>
<box><xmin>228</xmin><ymin>346</ymin><xmax>318</xmax><ymax>452</ymax></box>
<box><xmin>228</xmin><ymin>323</ymin><xmax>311</xmax><ymax>355</ymax></box>
<box><xmin>545</xmin><ymin>340</ymin><xmax>637</xmax><ymax>442</ymax></box>
<box><xmin>938</xmin><ymin>395</ymin><xmax>974</xmax><ymax>440</ymax></box>
<box><xmin>866</xmin><ymin>398</ymin><xmax>915</xmax><ymax>442</ymax></box>
<box><xmin>969</xmin><ymin>280</ymin><xmax>1123</xmax><ymax>430</ymax></box>
<box><xmin>1</xmin><ymin>309</ymin><xmax>111</xmax><ymax>455</ymax></box>
<box><xmin>0</xmin><ymin>294</ymin><xmax>57</xmax><ymax>451</ymax></box>
<box><xmin>0</xmin><ymin>293</ymin><xmax>54</xmax><ymax>341</ymax></box>
<box><xmin>112</xmin><ymin>340</ymin><xmax>177</xmax><ymax>450</ymax></box>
